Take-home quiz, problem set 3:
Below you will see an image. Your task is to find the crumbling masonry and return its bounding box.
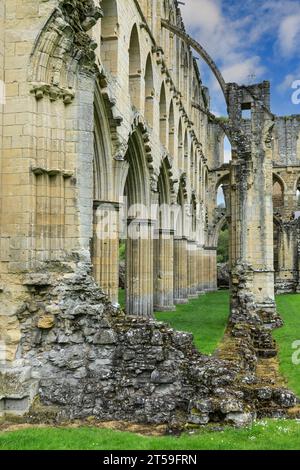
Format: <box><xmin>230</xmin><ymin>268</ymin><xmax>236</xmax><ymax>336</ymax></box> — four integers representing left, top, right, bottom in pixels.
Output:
<box><xmin>0</xmin><ymin>1</ymin><xmax>299</xmax><ymax>426</ymax></box>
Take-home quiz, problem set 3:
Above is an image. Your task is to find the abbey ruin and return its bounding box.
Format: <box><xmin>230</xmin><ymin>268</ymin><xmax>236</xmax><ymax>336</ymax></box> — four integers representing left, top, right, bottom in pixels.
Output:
<box><xmin>0</xmin><ymin>0</ymin><xmax>299</xmax><ymax>426</ymax></box>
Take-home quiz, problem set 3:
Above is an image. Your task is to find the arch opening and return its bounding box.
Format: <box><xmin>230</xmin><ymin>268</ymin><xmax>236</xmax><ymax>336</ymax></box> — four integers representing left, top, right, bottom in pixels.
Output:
<box><xmin>144</xmin><ymin>54</ymin><xmax>154</xmax><ymax>127</ymax></box>
<box><xmin>101</xmin><ymin>0</ymin><xmax>119</xmax><ymax>75</ymax></box>
<box><xmin>168</xmin><ymin>100</ymin><xmax>175</xmax><ymax>156</ymax></box>
<box><xmin>129</xmin><ymin>25</ymin><xmax>142</xmax><ymax>110</ymax></box>
<box><xmin>121</xmin><ymin>131</ymin><xmax>153</xmax><ymax>317</ymax></box>
<box><xmin>159</xmin><ymin>83</ymin><xmax>167</xmax><ymax>146</ymax></box>
<box><xmin>272</xmin><ymin>177</ymin><xmax>284</xmax><ymax>210</ymax></box>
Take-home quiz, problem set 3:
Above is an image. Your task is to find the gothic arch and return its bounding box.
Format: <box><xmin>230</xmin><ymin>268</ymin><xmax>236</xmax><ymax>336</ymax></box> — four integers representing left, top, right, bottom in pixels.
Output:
<box><xmin>210</xmin><ymin>214</ymin><xmax>228</xmax><ymax>248</ymax></box>
<box><xmin>183</xmin><ymin>129</ymin><xmax>189</xmax><ymax>174</ymax></box>
<box><xmin>125</xmin><ymin>128</ymin><xmax>151</xmax><ymax>212</ymax></box>
<box><xmin>159</xmin><ymin>82</ymin><xmax>168</xmax><ymax>146</ymax></box>
<box><xmin>161</xmin><ymin>20</ymin><xmax>228</xmax><ymax>106</ymax></box>
<box><xmin>129</xmin><ymin>24</ymin><xmax>142</xmax><ymax>110</ymax></box>
<box><xmin>101</xmin><ymin>0</ymin><xmax>119</xmax><ymax>75</ymax></box>
<box><xmin>177</xmin><ymin>118</ymin><xmax>183</xmax><ymax>169</ymax></box>
<box><xmin>157</xmin><ymin>158</ymin><xmax>173</xmax><ymax>231</ymax></box>
<box><xmin>168</xmin><ymin>100</ymin><xmax>175</xmax><ymax>156</ymax></box>
<box><xmin>93</xmin><ymin>84</ymin><xmax>113</xmax><ymax>201</ymax></box>
<box><xmin>144</xmin><ymin>54</ymin><xmax>154</xmax><ymax>126</ymax></box>
<box><xmin>272</xmin><ymin>174</ymin><xmax>285</xmax><ymax>210</ymax></box>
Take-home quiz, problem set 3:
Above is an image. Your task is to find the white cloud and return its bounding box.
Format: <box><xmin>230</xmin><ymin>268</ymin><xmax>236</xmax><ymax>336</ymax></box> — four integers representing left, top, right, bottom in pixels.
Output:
<box><xmin>278</xmin><ymin>15</ymin><xmax>300</xmax><ymax>56</ymax></box>
<box><xmin>222</xmin><ymin>57</ymin><xmax>266</xmax><ymax>84</ymax></box>
<box><xmin>180</xmin><ymin>0</ymin><xmax>300</xmax><ymax>115</ymax></box>
<box><xmin>278</xmin><ymin>68</ymin><xmax>300</xmax><ymax>93</ymax></box>
<box><xmin>181</xmin><ymin>0</ymin><xmax>300</xmax><ymax>85</ymax></box>
<box><xmin>180</xmin><ymin>0</ymin><xmax>267</xmax><ymax>91</ymax></box>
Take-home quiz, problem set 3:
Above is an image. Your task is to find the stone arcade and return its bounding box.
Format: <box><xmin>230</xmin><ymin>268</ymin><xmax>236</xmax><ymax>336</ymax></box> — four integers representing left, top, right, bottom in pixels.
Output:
<box><xmin>0</xmin><ymin>0</ymin><xmax>299</xmax><ymax>426</ymax></box>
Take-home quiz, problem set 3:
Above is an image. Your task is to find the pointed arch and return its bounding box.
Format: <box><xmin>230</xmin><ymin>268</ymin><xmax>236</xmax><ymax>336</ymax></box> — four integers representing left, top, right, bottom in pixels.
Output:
<box><xmin>144</xmin><ymin>54</ymin><xmax>154</xmax><ymax>126</ymax></box>
<box><xmin>183</xmin><ymin>129</ymin><xmax>189</xmax><ymax>174</ymax></box>
<box><xmin>125</xmin><ymin>129</ymin><xmax>151</xmax><ymax>211</ymax></box>
<box><xmin>177</xmin><ymin>119</ymin><xmax>183</xmax><ymax>169</ymax></box>
<box><xmin>159</xmin><ymin>82</ymin><xmax>167</xmax><ymax>146</ymax></box>
<box><xmin>101</xmin><ymin>0</ymin><xmax>119</xmax><ymax>75</ymax></box>
<box><xmin>175</xmin><ymin>180</ymin><xmax>186</xmax><ymax>238</ymax></box>
<box><xmin>157</xmin><ymin>158</ymin><xmax>172</xmax><ymax>230</ymax></box>
<box><xmin>272</xmin><ymin>175</ymin><xmax>284</xmax><ymax>210</ymax></box>
<box><xmin>93</xmin><ymin>85</ymin><xmax>113</xmax><ymax>201</ymax></box>
<box><xmin>129</xmin><ymin>24</ymin><xmax>142</xmax><ymax>110</ymax></box>
<box><xmin>168</xmin><ymin>100</ymin><xmax>175</xmax><ymax>156</ymax></box>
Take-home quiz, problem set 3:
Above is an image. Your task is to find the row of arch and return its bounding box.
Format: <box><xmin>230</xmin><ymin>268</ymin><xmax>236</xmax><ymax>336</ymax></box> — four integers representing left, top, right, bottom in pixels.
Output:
<box><xmin>272</xmin><ymin>174</ymin><xmax>300</xmax><ymax>211</ymax></box>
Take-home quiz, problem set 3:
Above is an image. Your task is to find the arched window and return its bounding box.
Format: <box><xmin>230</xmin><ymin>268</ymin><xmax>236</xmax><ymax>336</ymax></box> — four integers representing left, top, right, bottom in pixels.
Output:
<box><xmin>217</xmin><ymin>186</ymin><xmax>225</xmax><ymax>208</ymax></box>
<box><xmin>224</xmin><ymin>136</ymin><xmax>232</xmax><ymax>163</ymax></box>
<box><xmin>272</xmin><ymin>177</ymin><xmax>284</xmax><ymax>210</ymax></box>
<box><xmin>159</xmin><ymin>83</ymin><xmax>167</xmax><ymax>146</ymax></box>
<box><xmin>168</xmin><ymin>100</ymin><xmax>175</xmax><ymax>156</ymax></box>
<box><xmin>129</xmin><ymin>25</ymin><xmax>141</xmax><ymax>109</ymax></box>
<box><xmin>144</xmin><ymin>54</ymin><xmax>154</xmax><ymax>126</ymax></box>
<box><xmin>183</xmin><ymin>52</ymin><xmax>189</xmax><ymax>101</ymax></box>
<box><xmin>101</xmin><ymin>0</ymin><xmax>119</xmax><ymax>75</ymax></box>
<box><xmin>296</xmin><ymin>179</ymin><xmax>300</xmax><ymax>207</ymax></box>
<box><xmin>183</xmin><ymin>130</ymin><xmax>188</xmax><ymax>174</ymax></box>
<box><xmin>177</xmin><ymin>119</ymin><xmax>183</xmax><ymax>169</ymax></box>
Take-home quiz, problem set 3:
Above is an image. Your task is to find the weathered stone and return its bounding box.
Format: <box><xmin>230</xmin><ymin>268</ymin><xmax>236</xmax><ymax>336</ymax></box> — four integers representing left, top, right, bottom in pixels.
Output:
<box><xmin>225</xmin><ymin>412</ymin><xmax>254</xmax><ymax>427</ymax></box>
<box><xmin>37</xmin><ymin>315</ymin><xmax>55</xmax><ymax>330</ymax></box>
<box><xmin>93</xmin><ymin>330</ymin><xmax>117</xmax><ymax>345</ymax></box>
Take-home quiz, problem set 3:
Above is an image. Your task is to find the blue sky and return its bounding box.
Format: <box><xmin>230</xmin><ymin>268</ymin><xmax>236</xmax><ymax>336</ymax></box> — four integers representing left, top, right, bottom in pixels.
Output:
<box><xmin>181</xmin><ymin>0</ymin><xmax>300</xmax><ymax>117</ymax></box>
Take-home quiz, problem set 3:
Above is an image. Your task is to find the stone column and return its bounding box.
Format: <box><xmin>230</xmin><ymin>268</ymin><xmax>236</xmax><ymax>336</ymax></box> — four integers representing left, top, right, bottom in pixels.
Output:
<box><xmin>173</xmin><ymin>237</ymin><xmax>188</xmax><ymax>304</ymax></box>
<box><xmin>154</xmin><ymin>229</ymin><xmax>175</xmax><ymax>311</ymax></box>
<box><xmin>208</xmin><ymin>248</ymin><xmax>217</xmax><ymax>291</ymax></box>
<box><xmin>126</xmin><ymin>218</ymin><xmax>154</xmax><ymax>317</ymax></box>
<box><xmin>202</xmin><ymin>249</ymin><xmax>208</xmax><ymax>291</ymax></box>
<box><xmin>187</xmin><ymin>241</ymin><xmax>198</xmax><ymax>298</ymax></box>
<box><xmin>93</xmin><ymin>201</ymin><xmax>120</xmax><ymax>305</ymax></box>
<box><xmin>196</xmin><ymin>245</ymin><xmax>205</xmax><ymax>294</ymax></box>
<box><xmin>228</xmin><ymin>82</ymin><xmax>277</xmax><ymax>325</ymax></box>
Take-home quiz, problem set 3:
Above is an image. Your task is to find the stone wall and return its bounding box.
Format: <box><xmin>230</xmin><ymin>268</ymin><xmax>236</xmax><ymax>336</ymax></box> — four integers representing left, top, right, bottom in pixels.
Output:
<box><xmin>0</xmin><ymin>257</ymin><xmax>295</xmax><ymax>425</ymax></box>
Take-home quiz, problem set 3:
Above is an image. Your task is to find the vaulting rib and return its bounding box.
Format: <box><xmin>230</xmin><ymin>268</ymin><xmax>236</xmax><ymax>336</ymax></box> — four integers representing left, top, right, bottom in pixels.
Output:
<box><xmin>161</xmin><ymin>20</ymin><xmax>228</xmax><ymax>106</ymax></box>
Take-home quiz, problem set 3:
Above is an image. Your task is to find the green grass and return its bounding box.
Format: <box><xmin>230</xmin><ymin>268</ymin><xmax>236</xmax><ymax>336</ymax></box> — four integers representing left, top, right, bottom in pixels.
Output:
<box><xmin>155</xmin><ymin>291</ymin><xmax>230</xmax><ymax>354</ymax></box>
<box><xmin>1</xmin><ymin>420</ymin><xmax>300</xmax><ymax>450</ymax></box>
<box><xmin>274</xmin><ymin>293</ymin><xmax>300</xmax><ymax>398</ymax></box>
<box><xmin>119</xmin><ymin>288</ymin><xmax>126</xmax><ymax>309</ymax></box>
<box><xmin>1</xmin><ymin>290</ymin><xmax>300</xmax><ymax>450</ymax></box>
<box><xmin>119</xmin><ymin>289</ymin><xmax>229</xmax><ymax>354</ymax></box>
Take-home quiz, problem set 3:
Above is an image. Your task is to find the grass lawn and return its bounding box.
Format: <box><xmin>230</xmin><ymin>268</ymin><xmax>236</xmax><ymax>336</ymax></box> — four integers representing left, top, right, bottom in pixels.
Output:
<box><xmin>155</xmin><ymin>290</ymin><xmax>230</xmax><ymax>354</ymax></box>
<box><xmin>274</xmin><ymin>293</ymin><xmax>300</xmax><ymax>398</ymax></box>
<box><xmin>1</xmin><ymin>290</ymin><xmax>300</xmax><ymax>450</ymax></box>
<box><xmin>0</xmin><ymin>420</ymin><xmax>300</xmax><ymax>450</ymax></box>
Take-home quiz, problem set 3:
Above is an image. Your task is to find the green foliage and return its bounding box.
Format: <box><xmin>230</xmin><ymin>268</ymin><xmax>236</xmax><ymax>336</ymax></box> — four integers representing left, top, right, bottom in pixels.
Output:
<box><xmin>119</xmin><ymin>241</ymin><xmax>126</xmax><ymax>261</ymax></box>
<box><xmin>217</xmin><ymin>227</ymin><xmax>229</xmax><ymax>263</ymax></box>
<box><xmin>119</xmin><ymin>288</ymin><xmax>125</xmax><ymax>309</ymax></box>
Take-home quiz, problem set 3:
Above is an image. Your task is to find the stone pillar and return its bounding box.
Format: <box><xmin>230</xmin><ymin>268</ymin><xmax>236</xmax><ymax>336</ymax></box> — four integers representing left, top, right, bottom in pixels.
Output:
<box><xmin>228</xmin><ymin>82</ymin><xmax>277</xmax><ymax>325</ymax></box>
<box><xmin>93</xmin><ymin>202</ymin><xmax>120</xmax><ymax>305</ymax></box>
<box><xmin>209</xmin><ymin>248</ymin><xmax>218</xmax><ymax>291</ymax></box>
<box><xmin>173</xmin><ymin>237</ymin><xmax>188</xmax><ymax>304</ymax></box>
<box><xmin>196</xmin><ymin>245</ymin><xmax>205</xmax><ymax>294</ymax></box>
<box><xmin>202</xmin><ymin>249</ymin><xmax>209</xmax><ymax>291</ymax></box>
<box><xmin>126</xmin><ymin>219</ymin><xmax>154</xmax><ymax>317</ymax></box>
<box><xmin>187</xmin><ymin>241</ymin><xmax>198</xmax><ymax>298</ymax></box>
<box><xmin>154</xmin><ymin>229</ymin><xmax>175</xmax><ymax>311</ymax></box>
